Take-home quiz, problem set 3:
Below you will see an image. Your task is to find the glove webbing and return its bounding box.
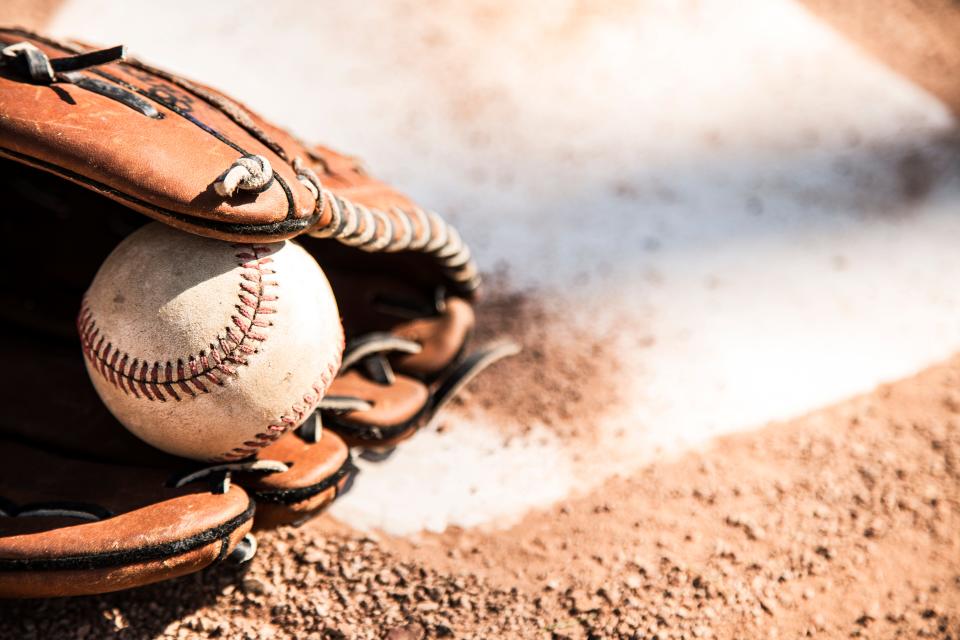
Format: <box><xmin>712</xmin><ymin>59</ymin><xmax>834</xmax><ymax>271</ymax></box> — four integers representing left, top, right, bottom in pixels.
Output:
<box><xmin>294</xmin><ymin>159</ymin><xmax>479</xmax><ymax>293</ymax></box>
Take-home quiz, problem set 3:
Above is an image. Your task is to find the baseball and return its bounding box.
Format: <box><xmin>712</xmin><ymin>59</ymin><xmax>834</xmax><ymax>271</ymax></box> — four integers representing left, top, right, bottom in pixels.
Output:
<box><xmin>78</xmin><ymin>222</ymin><xmax>343</xmax><ymax>461</ymax></box>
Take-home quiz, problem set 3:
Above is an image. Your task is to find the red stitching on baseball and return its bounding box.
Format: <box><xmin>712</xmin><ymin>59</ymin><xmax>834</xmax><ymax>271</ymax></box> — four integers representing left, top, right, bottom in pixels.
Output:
<box><xmin>212</xmin><ymin>341</ymin><xmax>343</xmax><ymax>463</ymax></box>
<box><xmin>77</xmin><ymin>245</ymin><xmax>279</xmax><ymax>402</ymax></box>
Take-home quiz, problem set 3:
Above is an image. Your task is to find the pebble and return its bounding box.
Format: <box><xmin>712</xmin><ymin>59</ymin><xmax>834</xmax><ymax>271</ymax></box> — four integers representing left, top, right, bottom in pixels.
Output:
<box><xmin>384</xmin><ymin>623</ymin><xmax>425</xmax><ymax>640</ymax></box>
<box><xmin>242</xmin><ymin>578</ymin><xmax>272</xmax><ymax>596</ymax></box>
<box><xmin>570</xmin><ymin>590</ymin><xmax>604</xmax><ymax>613</ymax></box>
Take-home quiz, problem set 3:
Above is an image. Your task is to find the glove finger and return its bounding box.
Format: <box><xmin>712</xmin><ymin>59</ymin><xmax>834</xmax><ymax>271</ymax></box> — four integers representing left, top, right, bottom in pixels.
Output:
<box><xmin>237</xmin><ymin>417</ymin><xmax>357</xmax><ymax>530</ymax></box>
<box><xmin>320</xmin><ymin>341</ymin><xmax>518</xmax><ymax>450</ymax></box>
<box><xmin>390</xmin><ymin>298</ymin><xmax>475</xmax><ymax>379</ymax></box>
<box><xmin>319</xmin><ymin>267</ymin><xmax>475</xmax><ymax>381</ymax></box>
<box><xmin>0</xmin><ymin>439</ymin><xmax>254</xmax><ymax>598</ymax></box>
<box><xmin>322</xmin><ymin>369</ymin><xmax>431</xmax><ymax>447</ymax></box>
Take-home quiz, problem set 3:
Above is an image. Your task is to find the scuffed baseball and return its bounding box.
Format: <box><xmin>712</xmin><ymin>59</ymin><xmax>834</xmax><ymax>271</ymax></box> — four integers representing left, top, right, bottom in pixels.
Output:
<box><xmin>78</xmin><ymin>222</ymin><xmax>343</xmax><ymax>461</ymax></box>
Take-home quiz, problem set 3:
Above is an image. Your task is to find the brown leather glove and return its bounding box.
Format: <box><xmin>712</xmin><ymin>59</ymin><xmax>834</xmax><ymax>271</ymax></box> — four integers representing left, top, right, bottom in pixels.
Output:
<box><xmin>0</xmin><ymin>27</ymin><xmax>512</xmax><ymax>596</ymax></box>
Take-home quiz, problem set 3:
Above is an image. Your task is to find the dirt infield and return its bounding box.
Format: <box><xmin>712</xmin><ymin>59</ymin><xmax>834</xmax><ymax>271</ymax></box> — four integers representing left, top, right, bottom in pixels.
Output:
<box><xmin>3</xmin><ymin>352</ymin><xmax>958</xmax><ymax>638</ymax></box>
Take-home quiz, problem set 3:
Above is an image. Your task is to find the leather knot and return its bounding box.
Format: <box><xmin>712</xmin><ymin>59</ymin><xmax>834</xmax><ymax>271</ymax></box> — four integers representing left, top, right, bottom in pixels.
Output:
<box><xmin>1</xmin><ymin>41</ymin><xmax>126</xmax><ymax>84</ymax></box>
<box><xmin>214</xmin><ymin>155</ymin><xmax>274</xmax><ymax>197</ymax></box>
<box><xmin>2</xmin><ymin>42</ymin><xmax>55</xmax><ymax>83</ymax></box>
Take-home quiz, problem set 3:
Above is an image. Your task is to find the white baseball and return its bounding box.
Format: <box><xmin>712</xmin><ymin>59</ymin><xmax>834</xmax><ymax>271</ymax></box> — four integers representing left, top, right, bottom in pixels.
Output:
<box><xmin>78</xmin><ymin>222</ymin><xmax>343</xmax><ymax>461</ymax></box>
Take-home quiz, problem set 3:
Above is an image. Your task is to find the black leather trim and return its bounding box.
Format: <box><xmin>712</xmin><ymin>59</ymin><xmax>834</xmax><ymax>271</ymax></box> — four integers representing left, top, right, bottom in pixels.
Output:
<box><xmin>0</xmin><ymin>497</ymin><xmax>255</xmax><ymax>572</ymax></box>
<box><xmin>250</xmin><ymin>453</ymin><xmax>358</xmax><ymax>505</ymax></box>
<box><xmin>323</xmin><ymin>401</ymin><xmax>432</xmax><ymax>443</ymax></box>
<box><xmin>0</xmin><ymin>147</ymin><xmax>317</xmax><ymax>238</ymax></box>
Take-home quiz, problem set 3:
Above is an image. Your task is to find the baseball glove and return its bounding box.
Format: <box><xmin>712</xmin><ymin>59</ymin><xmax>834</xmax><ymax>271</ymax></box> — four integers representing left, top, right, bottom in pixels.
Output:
<box><xmin>0</xmin><ymin>28</ymin><xmax>514</xmax><ymax>597</ymax></box>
